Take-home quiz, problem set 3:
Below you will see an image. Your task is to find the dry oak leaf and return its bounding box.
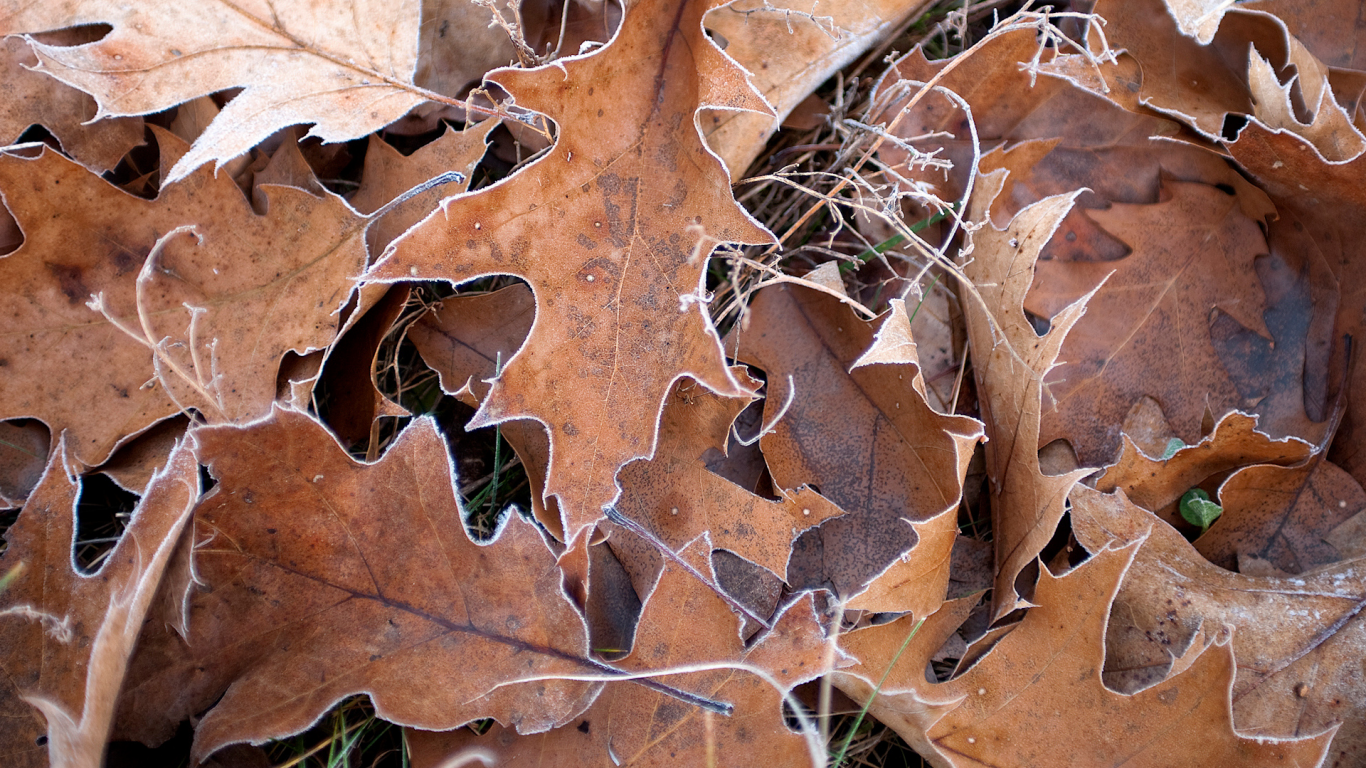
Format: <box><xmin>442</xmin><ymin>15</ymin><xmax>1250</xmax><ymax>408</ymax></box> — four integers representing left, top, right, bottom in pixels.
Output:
<box><xmin>365</xmin><ymin>0</ymin><xmax>777</xmax><ymax>543</ymax></box>
<box><xmin>1222</xmin><ymin>121</ymin><xmax>1366</xmax><ymax>503</ymax></box>
<box><xmin>0</xmin><ymin>0</ymin><xmax>445</xmax><ymax>182</ymax></box>
<box><xmin>958</xmin><ymin>155</ymin><xmax>1095</xmax><ymax>621</ymax></box>
<box><xmin>729</xmin><ymin>285</ymin><xmax>983</xmax><ymax>614</ymax></box>
<box><xmin>1070</xmin><ymin>485</ymin><xmax>1358</xmax><ymax>766</ymax></box>
<box><xmin>0</xmin><ymin>436</ymin><xmax>198</xmax><ymax>768</ymax></box>
<box><xmin>0</xmin><ymin>36</ymin><xmax>142</xmax><ymax>174</ymax></box>
<box><xmin>1202</xmin><ymin>452</ymin><xmax>1366</xmax><ymax>575</ymax></box>
<box><xmin>407</xmin><ymin>539</ymin><xmax>833</xmax><ymax>768</ymax></box>
<box><xmin>112</xmin><ymin>408</ymin><xmax>606</xmax><ymax>763</ymax></box>
<box><xmin>832</xmin><ymin>540</ymin><xmax>1334</xmax><ymax>767</ymax></box>
<box><xmin>701</xmin><ymin>0</ymin><xmax>932</xmax><ymax>177</ymax></box>
<box><xmin>612</xmin><ymin>370</ymin><xmax>845</xmax><ymax>579</ymax></box>
<box><xmin>1097</xmin><ymin>411</ymin><xmax>1315</xmax><ymax>531</ymax></box>
<box><xmin>0</xmin><ymin>134</ymin><xmax>367</xmax><ymax>467</ymax></box>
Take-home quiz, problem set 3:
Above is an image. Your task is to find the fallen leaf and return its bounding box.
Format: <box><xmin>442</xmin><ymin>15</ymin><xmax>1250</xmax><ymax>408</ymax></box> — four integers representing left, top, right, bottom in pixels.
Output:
<box><xmin>0</xmin><ymin>421</ymin><xmax>49</xmax><ymax>509</ymax></box>
<box><xmin>612</xmin><ymin>371</ymin><xmax>844</xmax><ymax>579</ymax></box>
<box><xmin>730</xmin><ymin>285</ymin><xmax>982</xmax><ymax>614</ymax></box>
<box><xmin>836</xmin><ymin>538</ymin><xmax>1335</xmax><ymax>766</ymax></box>
<box><xmin>1220</xmin><ymin>122</ymin><xmax>1366</xmax><ymax>493</ymax></box>
<box><xmin>406</xmin><ymin>283</ymin><xmax>560</xmax><ymax>537</ymax></box>
<box><xmin>365</xmin><ymin>0</ymin><xmax>778</xmax><ymax>542</ymax></box>
<box><xmin>1071</xmin><ymin>484</ymin><xmax>1360</xmax><ymax>764</ymax></box>
<box><xmin>1201</xmin><ymin>454</ymin><xmax>1366</xmax><ymax>573</ymax></box>
<box><xmin>957</xmin><ymin>153</ymin><xmax>1095</xmax><ymax>620</ymax></box>
<box><xmin>0</xmin><ymin>132</ymin><xmax>367</xmax><ymax>466</ymax></box>
<box><xmin>702</xmin><ymin>0</ymin><xmax>933</xmax><ymax>176</ymax></box>
<box><xmin>0</xmin><ymin>36</ymin><xmax>142</xmax><ymax>174</ymax></box>
<box><xmin>0</xmin><ymin>436</ymin><xmax>198</xmax><ymax>768</ymax></box>
<box><xmin>406</xmin><ymin>538</ymin><xmax>833</xmax><ymax>768</ymax></box>
<box><xmin>3</xmin><ymin>0</ymin><xmax>448</xmax><ymax>182</ymax></box>
<box><xmin>1097</xmin><ymin>411</ymin><xmax>1315</xmax><ymax>530</ymax></box>
<box><xmin>114</xmin><ymin>409</ymin><xmax>606</xmax><ymax>762</ymax></box>
<box><xmin>350</xmin><ymin>120</ymin><xmax>497</xmax><ymax>256</ymax></box>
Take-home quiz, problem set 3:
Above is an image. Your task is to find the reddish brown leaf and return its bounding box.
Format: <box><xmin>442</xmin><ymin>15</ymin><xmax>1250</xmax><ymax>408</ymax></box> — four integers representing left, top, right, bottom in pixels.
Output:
<box><xmin>406</xmin><ymin>540</ymin><xmax>833</xmax><ymax>768</ymax></box>
<box><xmin>612</xmin><ymin>371</ymin><xmax>844</xmax><ymax>579</ymax></box>
<box><xmin>0</xmin><ymin>420</ymin><xmax>49</xmax><ymax>509</ymax></box>
<box><xmin>702</xmin><ymin>0</ymin><xmax>933</xmax><ymax>176</ymax></box>
<box><xmin>365</xmin><ymin>0</ymin><xmax>777</xmax><ymax>542</ymax></box>
<box><xmin>1071</xmin><ymin>484</ymin><xmax>1360</xmax><ymax>764</ymax></box>
<box><xmin>407</xmin><ymin>284</ymin><xmax>560</xmax><ymax>537</ymax></box>
<box><xmin>730</xmin><ymin>286</ymin><xmax>982</xmax><ymax>614</ymax></box>
<box><xmin>833</xmin><ymin>540</ymin><xmax>1334</xmax><ymax>766</ymax></box>
<box><xmin>1203</xmin><ymin>455</ymin><xmax>1366</xmax><ymax>573</ymax></box>
<box><xmin>0</xmin><ymin>36</ymin><xmax>142</xmax><ymax>174</ymax></box>
<box><xmin>0</xmin><ymin>437</ymin><xmax>198</xmax><ymax>768</ymax></box>
<box><xmin>115</xmin><ymin>409</ymin><xmax>607</xmax><ymax>762</ymax></box>
<box><xmin>0</xmin><ymin>133</ymin><xmax>367</xmax><ymax>467</ymax></box>
<box><xmin>1097</xmin><ymin>411</ymin><xmax>1315</xmax><ymax>530</ymax></box>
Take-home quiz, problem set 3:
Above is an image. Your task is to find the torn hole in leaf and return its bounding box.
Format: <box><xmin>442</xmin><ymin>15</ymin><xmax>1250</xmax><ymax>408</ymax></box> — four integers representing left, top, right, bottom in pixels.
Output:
<box><xmin>73</xmin><ymin>471</ymin><xmax>139</xmax><ymax>575</ymax></box>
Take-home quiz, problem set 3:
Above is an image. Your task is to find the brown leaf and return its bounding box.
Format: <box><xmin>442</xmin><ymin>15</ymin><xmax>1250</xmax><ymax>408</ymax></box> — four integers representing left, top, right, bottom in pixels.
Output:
<box><xmin>613</xmin><ymin>371</ymin><xmax>844</xmax><ymax>579</ymax></box>
<box><xmin>1202</xmin><ymin>455</ymin><xmax>1366</xmax><ymax>573</ymax></box>
<box><xmin>0</xmin><ymin>437</ymin><xmax>198</xmax><ymax>768</ymax></box>
<box><xmin>0</xmin><ymin>37</ymin><xmax>142</xmax><ymax>174</ymax></box>
<box><xmin>1223</xmin><ymin>121</ymin><xmax>1366</xmax><ymax>496</ymax></box>
<box><xmin>407</xmin><ymin>283</ymin><xmax>561</xmax><ymax>537</ymax></box>
<box><xmin>0</xmin><ymin>420</ymin><xmax>49</xmax><ymax>509</ymax></box>
<box><xmin>407</xmin><ymin>540</ymin><xmax>832</xmax><ymax>768</ymax></box>
<box><xmin>0</xmin><ymin>134</ymin><xmax>367</xmax><ymax>466</ymax></box>
<box><xmin>702</xmin><ymin>0</ymin><xmax>933</xmax><ymax>176</ymax></box>
<box><xmin>115</xmin><ymin>409</ymin><xmax>606</xmax><ymax>762</ymax></box>
<box><xmin>730</xmin><ymin>286</ymin><xmax>982</xmax><ymax>614</ymax></box>
<box><xmin>1097</xmin><ymin>411</ymin><xmax>1315</xmax><ymax>529</ymax></box>
<box><xmin>365</xmin><ymin>0</ymin><xmax>777</xmax><ymax>542</ymax></box>
<box><xmin>3</xmin><ymin>0</ymin><xmax>436</xmax><ymax>181</ymax></box>
<box><xmin>958</xmin><ymin>154</ymin><xmax>1094</xmax><ymax>620</ymax></box>
<box><xmin>350</xmin><ymin>120</ymin><xmax>496</xmax><ymax>256</ymax></box>
<box><xmin>833</xmin><ymin>540</ymin><xmax>1335</xmax><ymax>766</ymax></box>
<box><xmin>1070</xmin><ymin>484</ymin><xmax>1360</xmax><ymax>764</ymax></box>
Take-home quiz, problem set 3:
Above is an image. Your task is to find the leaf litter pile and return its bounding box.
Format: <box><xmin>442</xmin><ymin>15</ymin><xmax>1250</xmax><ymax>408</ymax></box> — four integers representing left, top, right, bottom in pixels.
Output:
<box><xmin>4</xmin><ymin>0</ymin><xmax>1366</xmax><ymax>765</ymax></box>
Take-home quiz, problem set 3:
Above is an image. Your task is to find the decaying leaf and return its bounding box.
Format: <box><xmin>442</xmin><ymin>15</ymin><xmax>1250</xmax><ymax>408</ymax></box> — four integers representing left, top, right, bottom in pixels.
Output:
<box><xmin>1</xmin><ymin>0</ymin><xmax>444</xmax><ymax>181</ymax></box>
<box><xmin>834</xmin><ymin>541</ymin><xmax>1335</xmax><ymax>766</ymax></box>
<box><xmin>1097</xmin><ymin>411</ymin><xmax>1315</xmax><ymax>529</ymax></box>
<box><xmin>731</xmin><ymin>285</ymin><xmax>982</xmax><ymax>614</ymax></box>
<box><xmin>0</xmin><ymin>420</ymin><xmax>49</xmax><ymax>509</ymax></box>
<box><xmin>958</xmin><ymin>154</ymin><xmax>1095</xmax><ymax>621</ymax></box>
<box><xmin>114</xmin><ymin>409</ymin><xmax>605</xmax><ymax>762</ymax></box>
<box><xmin>0</xmin><ymin>36</ymin><xmax>143</xmax><ymax>175</ymax></box>
<box><xmin>702</xmin><ymin>0</ymin><xmax>933</xmax><ymax>176</ymax></box>
<box><xmin>365</xmin><ymin>0</ymin><xmax>777</xmax><ymax>542</ymax></box>
<box><xmin>0</xmin><ymin>437</ymin><xmax>198</xmax><ymax>768</ymax></box>
<box><xmin>1071</xmin><ymin>484</ymin><xmax>1360</xmax><ymax>765</ymax></box>
<box><xmin>0</xmin><ymin>132</ymin><xmax>367</xmax><ymax>467</ymax></box>
<box><xmin>406</xmin><ymin>540</ymin><xmax>833</xmax><ymax>768</ymax></box>
<box><xmin>612</xmin><ymin>371</ymin><xmax>844</xmax><ymax>579</ymax></box>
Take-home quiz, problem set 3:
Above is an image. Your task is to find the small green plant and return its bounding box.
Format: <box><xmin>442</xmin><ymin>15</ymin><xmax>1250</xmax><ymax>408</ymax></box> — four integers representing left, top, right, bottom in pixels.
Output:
<box><xmin>1180</xmin><ymin>488</ymin><xmax>1222</xmax><ymax>533</ymax></box>
<box><xmin>1160</xmin><ymin>438</ymin><xmax>1186</xmax><ymax>460</ymax></box>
